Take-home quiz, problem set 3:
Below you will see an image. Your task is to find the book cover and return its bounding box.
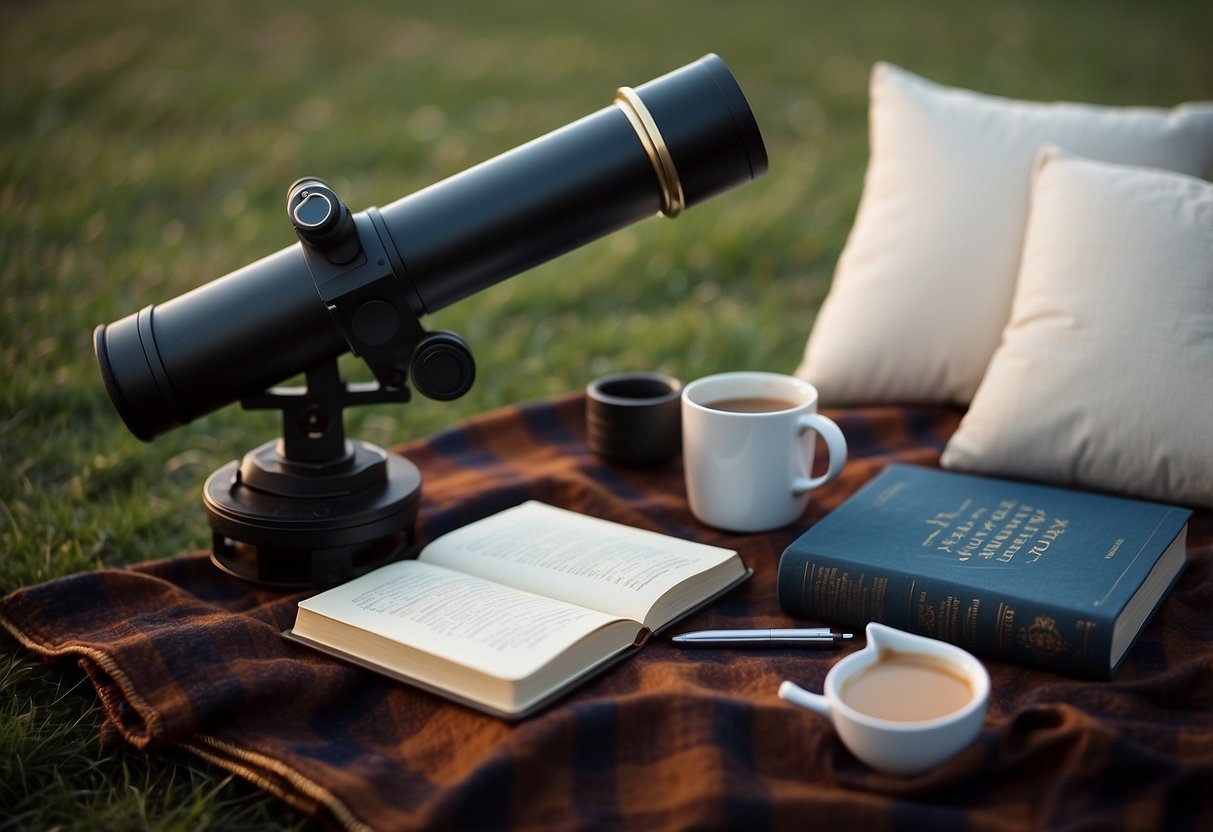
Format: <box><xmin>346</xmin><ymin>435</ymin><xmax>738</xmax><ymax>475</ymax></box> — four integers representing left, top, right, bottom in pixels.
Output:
<box><xmin>778</xmin><ymin>464</ymin><xmax>1191</xmax><ymax>678</ymax></box>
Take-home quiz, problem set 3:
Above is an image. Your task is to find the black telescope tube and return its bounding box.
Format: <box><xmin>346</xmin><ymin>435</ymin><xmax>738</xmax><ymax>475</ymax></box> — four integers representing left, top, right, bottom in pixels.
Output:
<box><xmin>94</xmin><ymin>247</ymin><xmax>347</xmax><ymax>440</ymax></box>
<box><xmin>94</xmin><ymin>53</ymin><xmax>767</xmax><ymax>441</ymax></box>
<box><xmin>384</xmin><ymin>53</ymin><xmax>766</xmax><ymax>314</ymax></box>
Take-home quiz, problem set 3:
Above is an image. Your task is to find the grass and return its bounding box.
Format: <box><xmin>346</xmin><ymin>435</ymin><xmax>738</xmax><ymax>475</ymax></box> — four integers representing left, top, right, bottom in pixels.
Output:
<box><xmin>2</xmin><ymin>0</ymin><xmax>1210</xmax><ymax>826</ymax></box>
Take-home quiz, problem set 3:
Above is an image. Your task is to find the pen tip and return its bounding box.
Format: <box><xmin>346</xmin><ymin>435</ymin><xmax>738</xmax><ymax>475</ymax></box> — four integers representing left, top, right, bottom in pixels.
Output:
<box><xmin>839</xmin><ymin>632</ymin><xmax>854</xmax><ymax>640</ymax></box>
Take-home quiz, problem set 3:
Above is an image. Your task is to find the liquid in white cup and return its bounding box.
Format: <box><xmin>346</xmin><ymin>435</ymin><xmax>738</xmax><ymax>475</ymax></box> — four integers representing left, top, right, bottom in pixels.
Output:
<box><xmin>779</xmin><ymin>623</ymin><xmax>989</xmax><ymax>775</ymax></box>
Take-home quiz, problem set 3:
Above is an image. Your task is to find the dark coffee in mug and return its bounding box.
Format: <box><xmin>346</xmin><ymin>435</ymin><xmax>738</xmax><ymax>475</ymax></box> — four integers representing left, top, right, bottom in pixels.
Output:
<box><xmin>704</xmin><ymin>396</ymin><xmax>799</xmax><ymax>413</ymax></box>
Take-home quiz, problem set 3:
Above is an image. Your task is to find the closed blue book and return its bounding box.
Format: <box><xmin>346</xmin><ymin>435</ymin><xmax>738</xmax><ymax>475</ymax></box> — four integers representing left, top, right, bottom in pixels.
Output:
<box><xmin>778</xmin><ymin>464</ymin><xmax>1191</xmax><ymax>679</ymax></box>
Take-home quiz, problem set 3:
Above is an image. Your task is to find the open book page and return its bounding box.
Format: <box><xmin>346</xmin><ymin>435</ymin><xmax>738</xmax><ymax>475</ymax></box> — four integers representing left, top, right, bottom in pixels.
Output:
<box><xmin>418</xmin><ymin>501</ymin><xmax>741</xmax><ymax>628</ymax></box>
<box><xmin>296</xmin><ymin>559</ymin><xmax>634</xmax><ymax>682</ymax></box>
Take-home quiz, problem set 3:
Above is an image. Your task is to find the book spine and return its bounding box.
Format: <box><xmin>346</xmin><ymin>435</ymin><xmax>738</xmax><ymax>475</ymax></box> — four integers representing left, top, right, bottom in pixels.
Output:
<box><xmin>777</xmin><ymin>547</ymin><xmax>1115</xmax><ymax>679</ymax></box>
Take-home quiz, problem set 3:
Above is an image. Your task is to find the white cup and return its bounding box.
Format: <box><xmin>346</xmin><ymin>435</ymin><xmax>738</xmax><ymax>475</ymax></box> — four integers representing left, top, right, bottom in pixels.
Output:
<box><xmin>681</xmin><ymin>372</ymin><xmax>846</xmax><ymax>532</ymax></box>
<box><xmin>779</xmin><ymin>623</ymin><xmax>990</xmax><ymax>776</ymax></box>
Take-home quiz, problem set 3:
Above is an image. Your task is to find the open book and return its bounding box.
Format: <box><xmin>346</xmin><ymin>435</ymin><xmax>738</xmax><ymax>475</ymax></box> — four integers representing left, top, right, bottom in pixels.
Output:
<box><xmin>286</xmin><ymin>501</ymin><xmax>750</xmax><ymax>718</ymax></box>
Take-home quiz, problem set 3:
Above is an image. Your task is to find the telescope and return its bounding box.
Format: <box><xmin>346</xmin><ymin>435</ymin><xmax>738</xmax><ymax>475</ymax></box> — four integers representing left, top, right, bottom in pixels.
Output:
<box><xmin>94</xmin><ymin>53</ymin><xmax>768</xmax><ymax>588</ymax></box>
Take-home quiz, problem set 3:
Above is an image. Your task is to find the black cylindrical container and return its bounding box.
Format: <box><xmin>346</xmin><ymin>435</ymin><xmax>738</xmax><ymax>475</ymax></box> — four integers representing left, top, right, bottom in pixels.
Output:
<box><xmin>95</xmin><ymin>54</ymin><xmax>766</xmax><ymax>441</ymax></box>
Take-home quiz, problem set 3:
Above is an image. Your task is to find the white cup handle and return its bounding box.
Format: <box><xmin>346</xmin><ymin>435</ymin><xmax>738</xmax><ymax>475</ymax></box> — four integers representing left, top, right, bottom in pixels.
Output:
<box><xmin>792</xmin><ymin>412</ymin><xmax>847</xmax><ymax>496</ymax></box>
<box><xmin>778</xmin><ymin>680</ymin><xmax>833</xmax><ymax>719</ymax></box>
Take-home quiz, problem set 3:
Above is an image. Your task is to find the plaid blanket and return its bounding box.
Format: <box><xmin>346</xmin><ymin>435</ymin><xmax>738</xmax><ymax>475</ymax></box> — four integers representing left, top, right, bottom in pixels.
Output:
<box><xmin>3</xmin><ymin>394</ymin><xmax>1210</xmax><ymax>831</ymax></box>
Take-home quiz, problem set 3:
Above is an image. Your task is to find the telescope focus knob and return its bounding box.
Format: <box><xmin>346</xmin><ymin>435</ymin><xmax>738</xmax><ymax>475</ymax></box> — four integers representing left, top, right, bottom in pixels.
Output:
<box><xmin>287</xmin><ymin>178</ymin><xmax>361</xmax><ymax>264</ymax></box>
<box><xmin>410</xmin><ymin>331</ymin><xmax>475</xmax><ymax>401</ymax></box>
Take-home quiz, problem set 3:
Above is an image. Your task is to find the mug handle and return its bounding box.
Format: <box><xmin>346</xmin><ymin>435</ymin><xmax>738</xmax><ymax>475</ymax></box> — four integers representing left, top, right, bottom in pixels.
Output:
<box><xmin>778</xmin><ymin>680</ymin><xmax>833</xmax><ymax>719</ymax></box>
<box><xmin>791</xmin><ymin>412</ymin><xmax>847</xmax><ymax>495</ymax></box>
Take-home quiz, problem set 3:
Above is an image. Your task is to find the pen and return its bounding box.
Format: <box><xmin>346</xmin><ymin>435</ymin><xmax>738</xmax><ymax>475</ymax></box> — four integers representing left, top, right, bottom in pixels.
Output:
<box><xmin>670</xmin><ymin>628</ymin><xmax>854</xmax><ymax>648</ymax></box>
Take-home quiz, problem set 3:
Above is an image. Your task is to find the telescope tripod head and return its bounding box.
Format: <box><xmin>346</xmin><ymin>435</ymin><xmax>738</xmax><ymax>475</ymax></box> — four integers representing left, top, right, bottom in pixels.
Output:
<box><xmin>205</xmin><ymin>179</ymin><xmax>475</xmax><ymax>588</ymax></box>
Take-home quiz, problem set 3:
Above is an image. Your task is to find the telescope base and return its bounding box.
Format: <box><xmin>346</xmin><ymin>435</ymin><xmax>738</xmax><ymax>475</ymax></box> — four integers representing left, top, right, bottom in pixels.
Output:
<box><xmin>203</xmin><ymin>441</ymin><xmax>422</xmax><ymax>589</ymax></box>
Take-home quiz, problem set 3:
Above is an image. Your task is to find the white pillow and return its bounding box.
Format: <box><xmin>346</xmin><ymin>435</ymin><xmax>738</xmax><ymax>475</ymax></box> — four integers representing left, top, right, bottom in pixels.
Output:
<box><xmin>796</xmin><ymin>62</ymin><xmax>1213</xmax><ymax>406</ymax></box>
<box><xmin>941</xmin><ymin>147</ymin><xmax>1213</xmax><ymax>508</ymax></box>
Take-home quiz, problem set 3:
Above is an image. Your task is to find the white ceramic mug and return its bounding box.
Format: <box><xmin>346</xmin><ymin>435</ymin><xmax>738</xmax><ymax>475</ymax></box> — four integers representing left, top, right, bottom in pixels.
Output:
<box><xmin>779</xmin><ymin>623</ymin><xmax>990</xmax><ymax>776</ymax></box>
<box><xmin>681</xmin><ymin>372</ymin><xmax>846</xmax><ymax>532</ymax></box>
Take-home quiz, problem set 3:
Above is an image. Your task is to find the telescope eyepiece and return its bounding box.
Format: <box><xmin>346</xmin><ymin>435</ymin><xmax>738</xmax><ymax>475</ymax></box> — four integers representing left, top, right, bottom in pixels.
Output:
<box><xmin>287</xmin><ymin>178</ymin><xmax>361</xmax><ymax>264</ymax></box>
<box><xmin>293</xmin><ymin>191</ymin><xmax>333</xmax><ymax>228</ymax></box>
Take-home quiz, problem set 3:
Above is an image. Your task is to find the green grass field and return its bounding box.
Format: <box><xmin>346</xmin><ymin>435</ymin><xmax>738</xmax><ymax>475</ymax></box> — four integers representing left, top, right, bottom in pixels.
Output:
<box><xmin>2</xmin><ymin>0</ymin><xmax>1210</xmax><ymax>827</ymax></box>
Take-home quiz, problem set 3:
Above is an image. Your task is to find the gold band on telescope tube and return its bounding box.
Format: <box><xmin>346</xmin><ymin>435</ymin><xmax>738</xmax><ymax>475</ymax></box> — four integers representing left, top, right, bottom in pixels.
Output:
<box><xmin>613</xmin><ymin>86</ymin><xmax>686</xmax><ymax>218</ymax></box>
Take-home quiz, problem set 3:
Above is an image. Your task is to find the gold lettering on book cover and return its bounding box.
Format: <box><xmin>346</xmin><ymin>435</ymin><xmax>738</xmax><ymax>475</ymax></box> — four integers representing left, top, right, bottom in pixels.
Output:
<box><xmin>922</xmin><ymin>495</ymin><xmax>1068</xmax><ymax>566</ymax></box>
<box><xmin>939</xmin><ymin>595</ymin><xmax>961</xmax><ymax>642</ymax></box>
<box><xmin>1027</xmin><ymin>518</ymin><xmax>1070</xmax><ymax>563</ymax></box>
<box><xmin>810</xmin><ymin>565</ymin><xmax>876</xmax><ymax>621</ymax></box>
<box><xmin>839</xmin><ymin>569</ymin><xmax>855</xmax><ymax>617</ymax></box>
<box><xmin>872</xmin><ymin>576</ymin><xmax>888</xmax><ymax>620</ymax></box>
<box><xmin>923</xmin><ymin>498</ymin><xmax>970</xmax><ymax>548</ymax></box>
<box><xmin>811</xmin><ymin>565</ymin><xmax>842</xmax><ymax>619</ymax></box>
<box><xmin>847</xmin><ymin>571</ymin><xmax>872</xmax><ymax>620</ymax></box>
<box><xmin>873</xmin><ymin>480</ymin><xmax>906</xmax><ymax>507</ymax></box>
<box><xmin>911</xmin><ymin>589</ymin><xmax>978</xmax><ymax>647</ymax></box>
<box><xmin>916</xmin><ymin>591</ymin><xmax>936</xmax><ymax>635</ymax></box>
<box><xmin>995</xmin><ymin>602</ymin><xmax>1015</xmax><ymax>655</ymax></box>
<box><xmin>963</xmin><ymin>598</ymin><xmax>980</xmax><ymax>646</ymax></box>
<box><xmin>810</xmin><ymin>565</ymin><xmax>831</xmax><ymax>616</ymax></box>
<box><xmin>915</xmin><ymin>593</ymin><xmax>974</xmax><ymax>644</ymax></box>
